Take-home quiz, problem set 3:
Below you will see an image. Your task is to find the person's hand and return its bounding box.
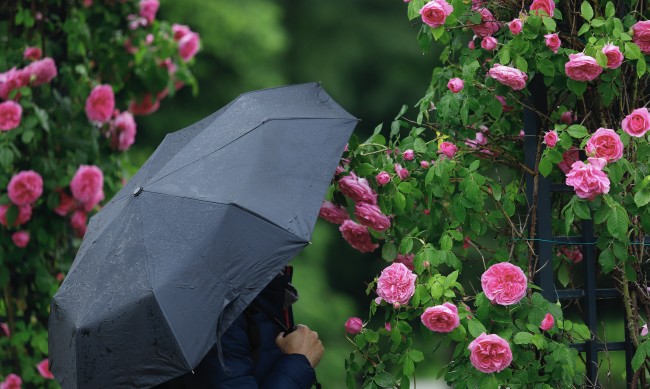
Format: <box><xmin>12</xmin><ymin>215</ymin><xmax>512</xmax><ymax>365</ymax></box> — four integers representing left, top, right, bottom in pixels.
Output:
<box><xmin>275</xmin><ymin>324</ymin><xmax>324</xmax><ymax>368</ymax></box>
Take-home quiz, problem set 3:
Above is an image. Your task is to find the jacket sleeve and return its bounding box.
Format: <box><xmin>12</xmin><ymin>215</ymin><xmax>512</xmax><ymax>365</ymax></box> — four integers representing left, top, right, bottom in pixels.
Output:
<box><xmin>187</xmin><ymin>315</ymin><xmax>315</xmax><ymax>389</ymax></box>
<box><xmin>261</xmin><ymin>353</ymin><xmax>316</xmax><ymax>389</ymax></box>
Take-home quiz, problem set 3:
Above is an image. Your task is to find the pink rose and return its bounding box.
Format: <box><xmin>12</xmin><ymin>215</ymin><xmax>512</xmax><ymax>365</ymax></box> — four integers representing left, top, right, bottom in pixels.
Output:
<box><xmin>488</xmin><ymin>64</ymin><xmax>528</xmax><ymax>90</ymax></box>
<box><xmin>558</xmin><ymin>146</ymin><xmax>580</xmax><ymax>174</ymax></box>
<box><xmin>83</xmin><ymin>0</ymin><xmax>93</xmax><ymax>7</ymax></box>
<box><xmin>560</xmin><ymin>111</ymin><xmax>576</xmax><ymax>124</ymax></box>
<box><xmin>85</xmin><ymin>84</ymin><xmax>115</xmax><ymax>123</ymax></box>
<box><xmin>621</xmin><ymin>107</ymin><xmax>650</xmax><ymax>137</ymax></box>
<box><xmin>543</xmin><ymin>130</ymin><xmax>558</xmax><ymax>148</ymax></box>
<box><xmin>355</xmin><ymin>202</ymin><xmax>391</xmax><ymax>232</ymax></box>
<box><xmin>319</xmin><ymin>201</ymin><xmax>349</xmax><ymax>224</ymax></box>
<box><xmin>375</xmin><ymin>171</ymin><xmax>391</xmax><ymax>186</ymax></box>
<box><xmin>540</xmin><ymin>313</ymin><xmax>555</xmax><ymax>331</ymax></box>
<box><xmin>632</xmin><ymin>21</ymin><xmax>650</xmax><ymax>54</ymax></box>
<box><xmin>21</xmin><ymin>58</ymin><xmax>57</xmax><ymax>86</ymax></box>
<box><xmin>585</xmin><ymin>128</ymin><xmax>623</xmax><ymax>162</ymax></box>
<box><xmin>419</xmin><ymin>0</ymin><xmax>454</xmax><ymax>28</ymax></box>
<box><xmin>339</xmin><ymin>219</ymin><xmax>378</xmax><ymax>253</ymax></box>
<box><xmin>376</xmin><ymin>262</ymin><xmax>417</xmax><ymax>306</ymax></box>
<box><xmin>420</xmin><ymin>303</ymin><xmax>460</xmax><ymax>332</ymax></box>
<box><xmin>23</xmin><ymin>47</ymin><xmax>42</xmax><ymax>61</ymax></box>
<box><xmin>468</xmin><ymin>333</ymin><xmax>513</xmax><ymax>373</ymax></box>
<box><xmin>0</xmin><ymin>322</ymin><xmax>9</xmax><ymax>337</ymax></box>
<box><xmin>420</xmin><ymin>160</ymin><xmax>430</xmax><ymax>168</ymax></box>
<box><xmin>179</xmin><ymin>32</ymin><xmax>200</xmax><ymax>61</ymax></box>
<box><xmin>447</xmin><ymin>78</ymin><xmax>464</xmax><ymax>93</ymax></box>
<box><xmin>481</xmin><ymin>36</ymin><xmax>498</xmax><ymax>51</ymax></box>
<box><xmin>128</xmin><ymin>93</ymin><xmax>160</xmax><ymax>116</ymax></box>
<box><xmin>110</xmin><ymin>111</ymin><xmax>137</xmax><ymax>151</ymax></box>
<box><xmin>394</xmin><ymin>253</ymin><xmax>415</xmax><ymax>270</ymax></box>
<box><xmin>36</xmin><ymin>359</ymin><xmax>54</xmax><ymax>379</ymax></box>
<box><xmin>70</xmin><ymin>210</ymin><xmax>88</xmax><ymax>238</ymax></box>
<box><xmin>385</xmin><ymin>322</ymin><xmax>392</xmax><ymax>331</ymax></box>
<box><xmin>565</xmin><ymin>158</ymin><xmax>610</xmax><ymax>200</ymax></box>
<box><xmin>0</xmin><ymin>101</ymin><xmax>22</xmax><ymax>131</ymax></box>
<box><xmin>565</xmin><ymin>53</ymin><xmax>602</xmax><ymax>82</ymax></box>
<box><xmin>559</xmin><ymin>246</ymin><xmax>583</xmax><ymax>263</ymax></box>
<box><xmin>8</xmin><ymin>170</ymin><xmax>43</xmax><ymax>206</ymax></box>
<box><xmin>471</xmin><ymin>8</ymin><xmax>500</xmax><ymax>38</ymax></box>
<box><xmin>338</xmin><ymin>172</ymin><xmax>377</xmax><ymax>204</ymax></box>
<box><xmin>0</xmin><ymin>204</ymin><xmax>32</xmax><ymax>227</ymax></box>
<box><xmin>394</xmin><ymin>163</ymin><xmax>410</xmax><ymax>180</ymax></box>
<box><xmin>602</xmin><ymin>44</ymin><xmax>623</xmax><ymax>69</ymax></box>
<box><xmin>54</xmin><ymin>189</ymin><xmax>75</xmax><ymax>217</ymax></box>
<box><xmin>468</xmin><ymin>40</ymin><xmax>476</xmax><ymax>50</ymax></box>
<box><xmin>139</xmin><ymin>0</ymin><xmax>159</xmax><ymax>24</ymax></box>
<box><xmin>403</xmin><ymin>149</ymin><xmax>415</xmax><ymax>161</ymax></box>
<box><xmin>0</xmin><ymin>68</ymin><xmax>26</xmax><ymax>101</ymax></box>
<box><xmin>509</xmin><ymin>19</ymin><xmax>522</xmax><ymax>35</ymax></box>
<box><xmin>0</xmin><ymin>374</ymin><xmax>22</xmax><ymax>389</ymax></box>
<box><xmin>544</xmin><ymin>33</ymin><xmax>561</xmax><ymax>53</ymax></box>
<box><xmin>11</xmin><ymin>231</ymin><xmax>30</xmax><ymax>248</ymax></box>
<box><xmin>70</xmin><ymin>165</ymin><xmax>105</xmax><ymax>211</ymax></box>
<box><xmin>344</xmin><ymin>317</ymin><xmax>363</xmax><ymax>335</ymax></box>
<box><xmin>496</xmin><ymin>95</ymin><xmax>513</xmax><ymax>111</ymax></box>
<box><xmin>438</xmin><ymin>141</ymin><xmax>458</xmax><ymax>158</ymax></box>
<box><xmin>642</xmin><ymin>324</ymin><xmax>649</xmax><ymax>337</ymax></box>
<box><xmin>530</xmin><ymin>0</ymin><xmax>555</xmax><ymax>17</ymax></box>
<box><xmin>481</xmin><ymin>262</ymin><xmax>528</xmax><ymax>305</ymax></box>
<box><xmin>172</xmin><ymin>24</ymin><xmax>192</xmax><ymax>41</ymax></box>
<box><xmin>465</xmin><ymin>132</ymin><xmax>487</xmax><ymax>149</ymax></box>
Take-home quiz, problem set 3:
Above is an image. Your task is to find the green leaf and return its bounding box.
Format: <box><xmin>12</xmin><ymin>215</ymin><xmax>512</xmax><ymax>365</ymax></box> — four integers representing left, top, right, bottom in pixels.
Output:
<box><xmin>432</xmin><ymin>26</ymin><xmax>445</xmax><ymax>41</ymax></box>
<box><xmin>634</xmin><ymin>189</ymin><xmax>650</xmax><ymax>207</ymax></box>
<box><xmin>637</xmin><ymin>59</ymin><xmax>647</xmax><ymax>78</ymax></box>
<box><xmin>594</xmin><ymin>202</ymin><xmax>611</xmax><ymax>224</ymax></box>
<box><xmin>515</xmin><ymin>57</ymin><xmax>528</xmax><ymax>72</ymax></box>
<box><xmin>537</xmin><ymin>58</ymin><xmax>555</xmax><ymax>77</ymax></box>
<box><xmin>538</xmin><ymin>157</ymin><xmax>553</xmax><ymax>177</ymax></box>
<box><xmin>374</xmin><ymin>372</ymin><xmax>396</xmax><ymax>387</ymax></box>
<box><xmin>400</xmin><ymin>238</ymin><xmax>414</xmax><ymax>254</ymax></box>
<box><xmin>599</xmin><ymin>248</ymin><xmax>616</xmax><ymax>273</ymax></box>
<box><xmin>607</xmin><ymin>205</ymin><xmax>629</xmax><ymax>239</ymax></box>
<box><xmin>542</xmin><ymin>16</ymin><xmax>556</xmax><ymax>31</ymax></box>
<box><xmin>382</xmin><ymin>242</ymin><xmax>397</xmax><ymax>261</ymax></box>
<box><xmin>398</xmin><ymin>182</ymin><xmax>412</xmax><ymax>194</ymax></box>
<box><xmin>514</xmin><ymin>332</ymin><xmax>534</xmax><ymax>345</ymax></box>
<box><xmin>581</xmin><ymin>1</ymin><xmax>594</xmax><ymax>21</ymax></box>
<box><xmin>625</xmin><ymin>42</ymin><xmax>642</xmax><ymax>60</ymax></box>
<box><xmin>468</xmin><ymin>319</ymin><xmax>487</xmax><ymax>337</ymax></box>
<box><xmin>409</xmin><ymin>349</ymin><xmax>425</xmax><ymax>363</ymax></box>
<box><xmin>605</xmin><ymin>1</ymin><xmax>615</xmax><ymax>18</ymax></box>
<box><xmin>407</xmin><ymin>0</ymin><xmax>426</xmax><ymax>20</ymax></box>
<box><xmin>567</xmin><ymin>79</ymin><xmax>587</xmax><ymax>96</ymax></box>
<box><xmin>558</xmin><ymin>264</ymin><xmax>570</xmax><ymax>287</ymax></box>
<box><xmin>413</xmin><ymin>137</ymin><xmax>426</xmax><ymax>153</ymax></box>
<box><xmin>567</xmin><ymin>125</ymin><xmax>588</xmax><ymax>138</ymax></box>
<box><xmin>631</xmin><ymin>342</ymin><xmax>647</xmax><ymax>371</ymax></box>
<box><xmin>573</xmin><ymin>200</ymin><xmax>591</xmax><ymax>220</ymax></box>
<box><xmin>578</xmin><ymin>23</ymin><xmax>590</xmax><ymax>36</ymax></box>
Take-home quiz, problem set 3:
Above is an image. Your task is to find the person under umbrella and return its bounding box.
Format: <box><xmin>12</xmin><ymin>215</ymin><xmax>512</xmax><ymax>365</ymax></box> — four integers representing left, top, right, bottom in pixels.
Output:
<box><xmin>156</xmin><ymin>266</ymin><xmax>323</xmax><ymax>388</ymax></box>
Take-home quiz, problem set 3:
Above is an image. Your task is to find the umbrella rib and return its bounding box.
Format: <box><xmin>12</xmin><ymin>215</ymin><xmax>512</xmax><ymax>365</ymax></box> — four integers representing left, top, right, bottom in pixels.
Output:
<box><xmin>137</xmin><ymin>196</ymin><xmax>195</xmax><ymax>372</ymax></box>
<box><xmin>141</xmin><ymin>190</ymin><xmax>310</xmax><ymax>245</ymax></box>
<box><xmin>143</xmin><ymin>117</ymin><xmax>358</xmax><ymax>190</ymax></box>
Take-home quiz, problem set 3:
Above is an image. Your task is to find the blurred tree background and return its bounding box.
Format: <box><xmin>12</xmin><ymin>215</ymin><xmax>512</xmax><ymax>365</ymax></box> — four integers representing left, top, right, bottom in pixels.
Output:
<box><xmin>128</xmin><ymin>0</ymin><xmax>435</xmax><ymax>385</ymax></box>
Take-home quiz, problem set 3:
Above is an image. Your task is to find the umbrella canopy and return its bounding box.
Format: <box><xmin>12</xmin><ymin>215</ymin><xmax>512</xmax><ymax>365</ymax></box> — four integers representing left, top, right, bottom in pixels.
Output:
<box><xmin>48</xmin><ymin>82</ymin><xmax>357</xmax><ymax>389</ymax></box>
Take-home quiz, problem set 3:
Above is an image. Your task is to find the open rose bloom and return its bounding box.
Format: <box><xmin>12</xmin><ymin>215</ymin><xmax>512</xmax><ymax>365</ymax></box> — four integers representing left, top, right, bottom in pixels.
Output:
<box><xmin>481</xmin><ymin>262</ymin><xmax>528</xmax><ymax>305</ymax></box>
<box><xmin>468</xmin><ymin>333</ymin><xmax>513</xmax><ymax>373</ymax></box>
<box><xmin>420</xmin><ymin>303</ymin><xmax>460</xmax><ymax>332</ymax></box>
<box><xmin>376</xmin><ymin>262</ymin><xmax>417</xmax><ymax>306</ymax></box>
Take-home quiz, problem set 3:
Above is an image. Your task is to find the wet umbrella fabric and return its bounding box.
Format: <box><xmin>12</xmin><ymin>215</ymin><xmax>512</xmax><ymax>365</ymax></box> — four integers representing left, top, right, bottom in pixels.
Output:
<box><xmin>48</xmin><ymin>83</ymin><xmax>357</xmax><ymax>389</ymax></box>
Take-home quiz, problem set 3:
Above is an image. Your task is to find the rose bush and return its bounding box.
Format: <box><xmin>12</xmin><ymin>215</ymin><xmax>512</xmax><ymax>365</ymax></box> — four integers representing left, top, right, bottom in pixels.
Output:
<box><xmin>0</xmin><ymin>1</ymin><xmax>199</xmax><ymax>386</ymax></box>
<box><xmin>330</xmin><ymin>0</ymin><xmax>650</xmax><ymax>386</ymax></box>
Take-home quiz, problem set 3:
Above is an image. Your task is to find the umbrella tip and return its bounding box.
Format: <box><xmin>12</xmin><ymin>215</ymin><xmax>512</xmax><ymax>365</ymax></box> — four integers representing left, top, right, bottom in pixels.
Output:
<box><xmin>133</xmin><ymin>186</ymin><xmax>144</xmax><ymax>196</ymax></box>
<box><xmin>308</xmin><ymin>241</ymin><xmax>312</xmax><ymax>245</ymax></box>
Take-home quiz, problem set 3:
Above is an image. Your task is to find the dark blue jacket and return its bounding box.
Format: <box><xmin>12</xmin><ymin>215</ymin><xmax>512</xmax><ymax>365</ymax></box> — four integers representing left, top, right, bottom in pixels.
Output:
<box><xmin>176</xmin><ymin>272</ymin><xmax>317</xmax><ymax>388</ymax></box>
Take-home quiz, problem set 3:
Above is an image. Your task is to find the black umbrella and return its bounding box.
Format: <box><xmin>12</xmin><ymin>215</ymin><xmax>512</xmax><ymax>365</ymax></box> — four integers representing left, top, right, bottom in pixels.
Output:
<box><xmin>48</xmin><ymin>83</ymin><xmax>357</xmax><ymax>389</ymax></box>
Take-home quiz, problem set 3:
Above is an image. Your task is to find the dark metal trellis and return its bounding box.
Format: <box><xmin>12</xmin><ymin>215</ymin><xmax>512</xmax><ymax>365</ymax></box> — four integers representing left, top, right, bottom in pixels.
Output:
<box><xmin>524</xmin><ymin>75</ymin><xmax>636</xmax><ymax>388</ymax></box>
